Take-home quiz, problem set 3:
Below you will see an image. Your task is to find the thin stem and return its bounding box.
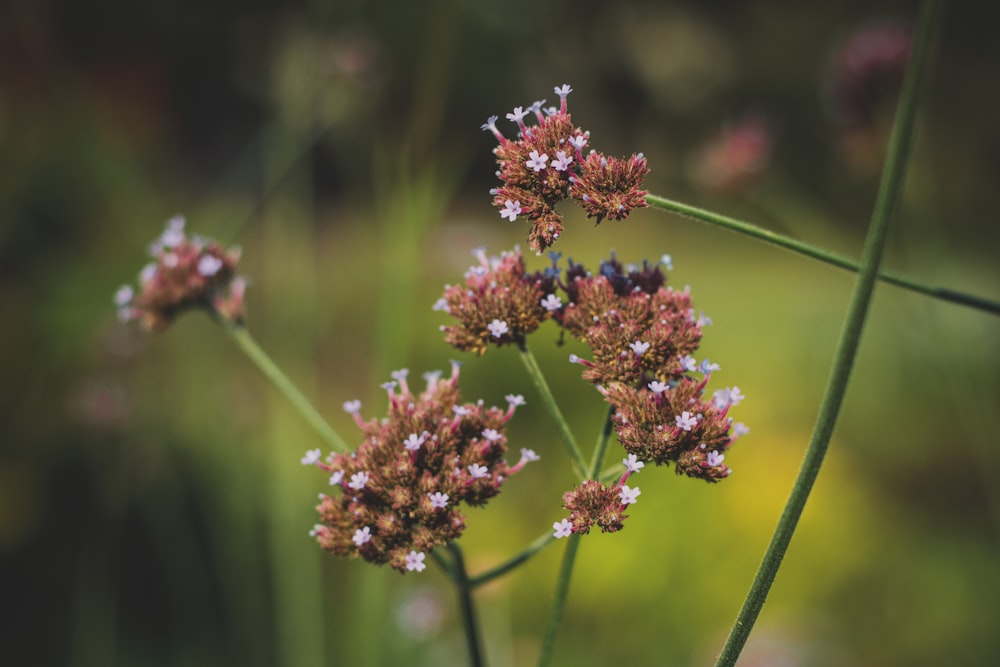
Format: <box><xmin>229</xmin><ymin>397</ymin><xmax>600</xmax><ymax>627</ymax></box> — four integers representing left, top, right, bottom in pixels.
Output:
<box><xmin>535</xmin><ymin>534</ymin><xmax>582</xmax><ymax>667</ymax></box>
<box><xmin>587</xmin><ymin>405</ymin><xmax>616</xmax><ymax>478</ymax></box>
<box><xmin>716</xmin><ymin>1</ymin><xmax>941</xmax><ymax>664</ymax></box>
<box><xmin>470</xmin><ymin>531</ymin><xmax>557</xmax><ymax>588</ymax></box>
<box><xmin>516</xmin><ymin>341</ymin><xmax>588</xmax><ymax>479</ymax></box>
<box><xmin>645</xmin><ymin>208</ymin><xmax>1000</xmax><ymax>320</ymax></box>
<box><xmin>448</xmin><ymin>543</ymin><xmax>486</xmax><ymax>667</ymax></box>
<box><xmin>220</xmin><ymin>319</ymin><xmax>349</xmax><ymax>453</ymax></box>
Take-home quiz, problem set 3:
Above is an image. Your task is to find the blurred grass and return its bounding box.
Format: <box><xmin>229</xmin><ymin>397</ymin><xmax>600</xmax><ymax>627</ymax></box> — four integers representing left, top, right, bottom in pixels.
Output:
<box><xmin>2</xmin><ymin>1</ymin><xmax>1000</xmax><ymax>666</ymax></box>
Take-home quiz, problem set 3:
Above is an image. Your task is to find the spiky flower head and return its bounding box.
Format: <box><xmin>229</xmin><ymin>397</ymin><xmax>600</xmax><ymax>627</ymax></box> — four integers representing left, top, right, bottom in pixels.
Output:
<box><xmin>483</xmin><ymin>85</ymin><xmax>649</xmax><ymax>253</ymax></box>
<box><xmin>114</xmin><ymin>216</ymin><xmax>245</xmax><ymax>331</ymax></box>
<box><xmin>306</xmin><ymin>363</ymin><xmax>535</xmax><ymax>573</ymax></box>
<box><xmin>435</xmin><ymin>246</ymin><xmax>556</xmax><ymax>355</ymax></box>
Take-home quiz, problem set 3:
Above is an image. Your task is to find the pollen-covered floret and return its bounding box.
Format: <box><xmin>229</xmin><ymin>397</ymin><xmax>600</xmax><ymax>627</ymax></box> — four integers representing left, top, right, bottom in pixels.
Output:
<box><xmin>308</xmin><ymin>363</ymin><xmax>531</xmax><ymax>573</ymax></box>
<box><xmin>437</xmin><ymin>246</ymin><xmax>557</xmax><ymax>355</ymax></box>
<box><xmin>114</xmin><ymin>216</ymin><xmax>245</xmax><ymax>331</ymax></box>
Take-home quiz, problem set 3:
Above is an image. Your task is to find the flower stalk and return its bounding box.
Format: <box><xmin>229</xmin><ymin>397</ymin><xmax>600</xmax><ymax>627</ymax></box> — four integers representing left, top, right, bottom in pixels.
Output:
<box><xmin>644</xmin><ymin>194</ymin><xmax>1000</xmax><ymax>317</ymax></box>
<box><xmin>220</xmin><ymin>319</ymin><xmax>349</xmax><ymax>453</ymax></box>
<box><xmin>715</xmin><ymin>1</ymin><xmax>942</xmax><ymax>664</ymax></box>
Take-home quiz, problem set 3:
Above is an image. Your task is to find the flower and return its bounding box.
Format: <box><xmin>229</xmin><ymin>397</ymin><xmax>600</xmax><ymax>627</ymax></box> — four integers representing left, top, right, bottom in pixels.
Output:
<box><xmin>436</xmin><ymin>247</ymin><xmax>556</xmax><ymax>355</ymax></box>
<box><xmin>301</xmin><ymin>449</ymin><xmax>322</xmax><ymax>465</ymax></box>
<box><xmin>553</xmin><ymin>518</ymin><xmax>574</xmax><ymax>538</ymax></box>
<box><xmin>623</xmin><ymin>454</ymin><xmax>645</xmax><ymax>473</ymax></box>
<box><xmin>308</xmin><ymin>364</ymin><xmax>532</xmax><ymax>573</ymax></box>
<box><xmin>115</xmin><ymin>216</ymin><xmax>245</xmax><ymax>331</ymax></box>
<box><xmin>353</xmin><ymin>526</ymin><xmax>372</xmax><ymax>546</ymax></box>
<box><xmin>501</xmin><ymin>200</ymin><xmax>522</xmax><ymax>221</ymax></box>
<box><xmin>429</xmin><ymin>492</ymin><xmax>450</xmax><ymax>509</ymax></box>
<box><xmin>619</xmin><ymin>485</ymin><xmax>641</xmax><ymax>505</ymax></box>
<box><xmin>404</xmin><ymin>551</ymin><xmax>427</xmax><ymax>572</ymax></box>
<box><xmin>526</xmin><ymin>150</ymin><xmax>549</xmax><ymax>172</ymax></box>
<box><xmin>484</xmin><ymin>85</ymin><xmax>649</xmax><ymax>253</ymax></box>
<box><xmin>675</xmin><ymin>411</ymin><xmax>698</xmax><ymax>432</ymax></box>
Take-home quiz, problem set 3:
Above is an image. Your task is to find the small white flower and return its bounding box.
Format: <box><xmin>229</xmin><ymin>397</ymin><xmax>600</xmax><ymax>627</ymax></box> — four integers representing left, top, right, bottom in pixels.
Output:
<box><xmin>481</xmin><ymin>428</ymin><xmax>502</xmax><ymax>442</ymax></box>
<box><xmin>648</xmin><ymin>380</ymin><xmax>668</xmax><ymax>394</ymax></box>
<box><xmin>675</xmin><ymin>411</ymin><xmax>698</xmax><ymax>432</ymax></box>
<box><xmin>329</xmin><ymin>471</ymin><xmax>344</xmax><ymax>486</ymax></box>
<box><xmin>404</xmin><ymin>433</ymin><xmax>425</xmax><ymax>451</ymax></box>
<box><xmin>429</xmin><ymin>492</ymin><xmax>449</xmax><ymax>509</ymax></box>
<box><xmin>468</xmin><ymin>464</ymin><xmax>489</xmax><ymax>479</ymax></box>
<box><xmin>501</xmin><ymin>200</ymin><xmax>522</xmax><ymax>221</ymax></box>
<box><xmin>348</xmin><ymin>471</ymin><xmax>370</xmax><ymax>490</ymax></box>
<box><xmin>679</xmin><ymin>354</ymin><xmax>698</xmax><ymax>372</ymax></box>
<box><xmin>487</xmin><ymin>319</ymin><xmax>509</xmax><ymax>338</ymax></box>
<box><xmin>300</xmin><ymin>449</ymin><xmax>321</xmax><ymax>465</ymax></box>
<box><xmin>526</xmin><ymin>150</ymin><xmax>549</xmax><ymax>172</ymax></box>
<box><xmin>629</xmin><ymin>340</ymin><xmax>651</xmax><ymax>356</ymax></box>
<box><xmin>113</xmin><ymin>285</ymin><xmax>134</xmax><ymax>307</ymax></box>
<box><xmin>520</xmin><ymin>448</ymin><xmax>540</xmax><ymax>462</ymax></box>
<box><xmin>541</xmin><ymin>294</ymin><xmax>563</xmax><ymax>311</ymax></box>
<box><xmin>623</xmin><ymin>454</ymin><xmax>645</xmax><ymax>473</ymax></box>
<box><xmin>706</xmin><ymin>450</ymin><xmax>725</xmax><ymax>467</ymax></box>
<box><xmin>505</xmin><ymin>394</ymin><xmax>526</xmax><ymax>407</ymax></box>
<box><xmin>619</xmin><ymin>485</ymin><xmax>641</xmax><ymax>505</ymax></box>
<box><xmin>405</xmin><ymin>550</ymin><xmax>426</xmax><ymax>572</ymax></box>
<box><xmin>553</xmin><ymin>518</ymin><xmax>574</xmax><ymax>538</ymax></box>
<box><xmin>343</xmin><ymin>400</ymin><xmax>362</xmax><ymax>414</ymax></box>
<box><xmin>352</xmin><ymin>526</ymin><xmax>372</xmax><ymax>546</ymax></box>
<box><xmin>197</xmin><ymin>254</ymin><xmax>223</xmax><ymax>277</ymax></box>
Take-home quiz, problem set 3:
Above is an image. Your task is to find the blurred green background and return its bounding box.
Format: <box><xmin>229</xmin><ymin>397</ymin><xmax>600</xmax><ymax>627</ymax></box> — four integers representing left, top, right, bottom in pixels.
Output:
<box><xmin>2</xmin><ymin>0</ymin><xmax>999</xmax><ymax>665</ymax></box>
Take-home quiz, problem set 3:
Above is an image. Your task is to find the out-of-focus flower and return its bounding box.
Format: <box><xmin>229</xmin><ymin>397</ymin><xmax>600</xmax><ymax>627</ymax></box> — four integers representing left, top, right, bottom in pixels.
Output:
<box><xmin>688</xmin><ymin>114</ymin><xmax>773</xmax><ymax>193</ymax></box>
<box><xmin>114</xmin><ymin>216</ymin><xmax>245</xmax><ymax>331</ymax></box>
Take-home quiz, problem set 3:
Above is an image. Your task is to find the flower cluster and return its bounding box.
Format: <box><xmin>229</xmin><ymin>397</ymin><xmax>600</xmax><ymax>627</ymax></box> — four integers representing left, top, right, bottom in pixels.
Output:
<box><xmin>482</xmin><ymin>84</ymin><xmax>650</xmax><ymax>254</ymax></box>
<box><xmin>434</xmin><ymin>246</ymin><xmax>557</xmax><ymax>355</ymax></box>
<box><xmin>556</xmin><ymin>255</ymin><xmax>704</xmax><ymax>387</ymax></box>
<box><xmin>436</xmin><ymin>250</ymin><xmax>748</xmax><ymax>536</ymax></box>
<box><xmin>305</xmin><ymin>364</ymin><xmax>538</xmax><ymax>573</ymax></box>
<box><xmin>114</xmin><ymin>216</ymin><xmax>245</xmax><ymax>331</ymax></box>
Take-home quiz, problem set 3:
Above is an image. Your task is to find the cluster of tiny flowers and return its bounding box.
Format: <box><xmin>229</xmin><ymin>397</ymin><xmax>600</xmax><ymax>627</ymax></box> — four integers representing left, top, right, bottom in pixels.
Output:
<box><xmin>554</xmin><ymin>254</ymin><xmax>704</xmax><ymax>387</ymax></box>
<box><xmin>436</xmin><ymin>250</ymin><xmax>747</xmax><ymax>535</ymax></box>
<box><xmin>553</xmin><ymin>454</ymin><xmax>646</xmax><ymax>537</ymax></box>
<box><xmin>113</xmin><ymin>216</ymin><xmax>245</xmax><ymax>331</ymax></box>
<box><xmin>482</xmin><ymin>84</ymin><xmax>650</xmax><ymax>254</ymax></box>
<box><xmin>434</xmin><ymin>246</ymin><xmax>557</xmax><ymax>355</ymax></box>
<box><xmin>304</xmin><ymin>363</ymin><xmax>538</xmax><ymax>573</ymax></box>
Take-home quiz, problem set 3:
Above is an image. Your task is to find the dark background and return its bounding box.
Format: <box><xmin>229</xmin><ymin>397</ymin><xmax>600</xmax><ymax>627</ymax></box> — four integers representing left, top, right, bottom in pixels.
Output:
<box><xmin>2</xmin><ymin>1</ymin><xmax>999</xmax><ymax>665</ymax></box>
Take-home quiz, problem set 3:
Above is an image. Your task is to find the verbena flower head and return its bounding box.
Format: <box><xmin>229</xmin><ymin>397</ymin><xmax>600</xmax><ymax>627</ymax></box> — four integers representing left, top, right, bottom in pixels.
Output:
<box><xmin>435</xmin><ymin>246</ymin><xmax>556</xmax><ymax>355</ymax></box>
<box><xmin>307</xmin><ymin>363</ymin><xmax>534</xmax><ymax>573</ymax></box>
<box><xmin>114</xmin><ymin>216</ymin><xmax>245</xmax><ymax>331</ymax></box>
<box><xmin>555</xmin><ymin>255</ymin><xmax>702</xmax><ymax>386</ymax></box>
<box><xmin>483</xmin><ymin>85</ymin><xmax>650</xmax><ymax>254</ymax></box>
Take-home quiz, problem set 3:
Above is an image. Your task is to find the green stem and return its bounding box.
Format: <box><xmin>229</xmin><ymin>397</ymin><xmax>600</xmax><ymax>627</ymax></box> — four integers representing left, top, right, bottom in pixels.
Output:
<box><xmin>715</xmin><ymin>1</ymin><xmax>941</xmax><ymax>664</ymax></box>
<box><xmin>220</xmin><ymin>319</ymin><xmax>349</xmax><ymax>453</ymax></box>
<box><xmin>645</xmin><ymin>200</ymin><xmax>999</xmax><ymax>318</ymax></box>
<box><xmin>448</xmin><ymin>543</ymin><xmax>486</xmax><ymax>667</ymax></box>
<box><xmin>516</xmin><ymin>341</ymin><xmax>588</xmax><ymax>480</ymax></box>
<box><xmin>587</xmin><ymin>405</ymin><xmax>616</xmax><ymax>478</ymax></box>
<box><xmin>470</xmin><ymin>531</ymin><xmax>556</xmax><ymax>588</ymax></box>
<box><xmin>535</xmin><ymin>533</ymin><xmax>582</xmax><ymax>667</ymax></box>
